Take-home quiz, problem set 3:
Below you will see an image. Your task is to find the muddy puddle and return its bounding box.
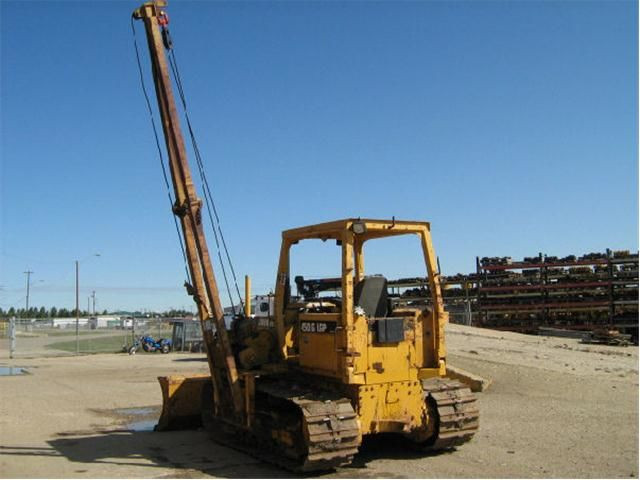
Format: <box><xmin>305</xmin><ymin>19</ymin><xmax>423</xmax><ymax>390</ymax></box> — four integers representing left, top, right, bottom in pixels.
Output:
<box><xmin>112</xmin><ymin>406</ymin><xmax>159</xmax><ymax>432</ymax></box>
<box><xmin>114</xmin><ymin>407</ymin><xmax>155</xmax><ymax>416</ymax></box>
<box><xmin>0</xmin><ymin>366</ymin><xmax>28</xmax><ymax>376</ymax></box>
<box><xmin>127</xmin><ymin>419</ymin><xmax>157</xmax><ymax>431</ymax></box>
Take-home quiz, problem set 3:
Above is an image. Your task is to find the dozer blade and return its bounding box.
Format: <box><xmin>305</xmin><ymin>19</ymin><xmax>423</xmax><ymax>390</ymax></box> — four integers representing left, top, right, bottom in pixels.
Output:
<box><xmin>155</xmin><ymin>374</ymin><xmax>211</xmax><ymax>431</ymax></box>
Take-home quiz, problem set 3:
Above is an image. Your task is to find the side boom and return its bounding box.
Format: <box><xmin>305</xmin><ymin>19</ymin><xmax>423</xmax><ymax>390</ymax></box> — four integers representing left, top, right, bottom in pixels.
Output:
<box><xmin>133</xmin><ymin>1</ymin><xmax>243</xmax><ymax>421</ymax></box>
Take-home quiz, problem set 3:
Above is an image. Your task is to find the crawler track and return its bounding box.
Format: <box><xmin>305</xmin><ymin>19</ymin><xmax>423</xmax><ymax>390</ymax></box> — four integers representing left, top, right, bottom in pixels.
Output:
<box><xmin>202</xmin><ymin>377</ymin><xmax>476</xmax><ymax>469</ymax></box>
<box><xmin>421</xmin><ymin>377</ymin><xmax>479</xmax><ymax>450</ymax></box>
<box><xmin>202</xmin><ymin>379</ymin><xmax>361</xmax><ymax>472</ymax></box>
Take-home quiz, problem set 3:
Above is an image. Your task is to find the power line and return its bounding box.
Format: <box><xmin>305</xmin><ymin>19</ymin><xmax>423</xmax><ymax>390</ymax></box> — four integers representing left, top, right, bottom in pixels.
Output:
<box><xmin>166</xmin><ymin>37</ymin><xmax>244</xmax><ymax>314</ymax></box>
<box><xmin>132</xmin><ymin>17</ymin><xmax>246</xmax><ymax>315</ymax></box>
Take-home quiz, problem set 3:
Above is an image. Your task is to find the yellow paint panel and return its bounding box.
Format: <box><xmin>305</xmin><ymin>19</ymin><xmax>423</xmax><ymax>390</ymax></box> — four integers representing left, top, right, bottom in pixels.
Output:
<box><xmin>417</xmin><ymin>368</ymin><xmax>441</xmax><ymax>380</ymax></box>
<box><xmin>366</xmin><ymin>342</ymin><xmax>410</xmax><ymax>383</ymax></box>
<box><xmin>298</xmin><ymin>313</ymin><xmax>340</xmax><ymax>374</ymax></box>
<box><xmin>356</xmin><ymin>382</ymin><xmax>425</xmax><ymax>435</ymax></box>
<box><xmin>352</xmin><ymin>315</ymin><xmax>369</xmax><ymax>375</ymax></box>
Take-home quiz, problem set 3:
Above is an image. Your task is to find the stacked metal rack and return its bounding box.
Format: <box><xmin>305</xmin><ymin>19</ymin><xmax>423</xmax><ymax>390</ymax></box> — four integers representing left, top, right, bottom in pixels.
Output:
<box><xmin>387</xmin><ymin>249</ymin><xmax>638</xmax><ymax>342</ymax></box>
<box><xmin>475</xmin><ymin>250</ymin><xmax>638</xmax><ymax>341</ymax></box>
<box><xmin>438</xmin><ymin>274</ymin><xmax>480</xmax><ymax>325</ymax></box>
<box><xmin>388</xmin><ymin>274</ymin><xmax>481</xmax><ymax>325</ymax></box>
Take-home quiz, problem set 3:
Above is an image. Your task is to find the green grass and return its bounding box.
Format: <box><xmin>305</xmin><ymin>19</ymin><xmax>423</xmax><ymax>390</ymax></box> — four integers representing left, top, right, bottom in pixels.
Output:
<box><xmin>45</xmin><ymin>330</ymin><xmax>174</xmax><ymax>353</ymax></box>
<box><xmin>46</xmin><ymin>335</ymin><xmax>129</xmax><ymax>353</ymax></box>
<box><xmin>44</xmin><ymin>329</ymin><xmax>119</xmax><ymax>337</ymax></box>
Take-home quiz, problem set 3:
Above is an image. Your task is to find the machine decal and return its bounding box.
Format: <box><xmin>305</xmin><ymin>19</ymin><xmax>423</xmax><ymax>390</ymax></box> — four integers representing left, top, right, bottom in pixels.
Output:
<box><xmin>300</xmin><ymin>320</ymin><xmax>337</xmax><ymax>334</ymax></box>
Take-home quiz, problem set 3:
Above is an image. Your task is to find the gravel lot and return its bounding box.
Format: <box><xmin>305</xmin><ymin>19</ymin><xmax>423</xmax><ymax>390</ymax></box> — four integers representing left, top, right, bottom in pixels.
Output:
<box><xmin>0</xmin><ymin>323</ymin><xmax>637</xmax><ymax>478</ymax></box>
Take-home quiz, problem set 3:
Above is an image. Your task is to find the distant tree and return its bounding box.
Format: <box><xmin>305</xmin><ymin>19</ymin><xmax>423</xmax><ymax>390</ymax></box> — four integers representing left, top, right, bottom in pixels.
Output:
<box><xmin>102</xmin><ymin>309</ymin><xmax>108</xmax><ymax>315</ymax></box>
<box><xmin>163</xmin><ymin>308</ymin><xmax>191</xmax><ymax>317</ymax></box>
<box><xmin>8</xmin><ymin>307</ymin><xmax>15</xmax><ymax>317</ymax></box>
<box><xmin>38</xmin><ymin>306</ymin><xmax>46</xmax><ymax>318</ymax></box>
<box><xmin>50</xmin><ymin>307</ymin><xmax>58</xmax><ymax>318</ymax></box>
<box><xmin>58</xmin><ymin>308</ymin><xmax>70</xmax><ymax>317</ymax></box>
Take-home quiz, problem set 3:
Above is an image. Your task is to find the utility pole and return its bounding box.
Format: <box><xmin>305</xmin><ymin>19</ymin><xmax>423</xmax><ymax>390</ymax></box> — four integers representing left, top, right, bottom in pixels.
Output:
<box><xmin>91</xmin><ymin>291</ymin><xmax>96</xmax><ymax>315</ymax></box>
<box><xmin>24</xmin><ymin>270</ymin><xmax>33</xmax><ymax>319</ymax></box>
<box><xmin>9</xmin><ymin>317</ymin><xmax>16</xmax><ymax>359</ymax></box>
<box><xmin>74</xmin><ymin>254</ymin><xmax>99</xmax><ymax>355</ymax></box>
<box><xmin>75</xmin><ymin>260</ymin><xmax>79</xmax><ymax>355</ymax></box>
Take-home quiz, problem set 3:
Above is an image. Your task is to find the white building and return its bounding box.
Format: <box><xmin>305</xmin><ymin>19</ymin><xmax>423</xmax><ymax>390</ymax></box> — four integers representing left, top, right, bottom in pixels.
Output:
<box><xmin>89</xmin><ymin>316</ymin><xmax>120</xmax><ymax>329</ymax></box>
<box><xmin>51</xmin><ymin>317</ymin><xmax>90</xmax><ymax>328</ymax></box>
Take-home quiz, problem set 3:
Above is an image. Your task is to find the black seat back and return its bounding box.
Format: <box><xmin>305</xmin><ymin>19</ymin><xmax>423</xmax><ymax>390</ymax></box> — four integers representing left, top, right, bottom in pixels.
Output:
<box><xmin>354</xmin><ymin>276</ymin><xmax>388</xmax><ymax>318</ymax></box>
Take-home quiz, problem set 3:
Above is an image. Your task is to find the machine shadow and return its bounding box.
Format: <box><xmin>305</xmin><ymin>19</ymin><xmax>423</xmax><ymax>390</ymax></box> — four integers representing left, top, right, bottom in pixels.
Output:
<box><xmin>39</xmin><ymin>428</ymin><xmax>448</xmax><ymax>478</ymax></box>
<box><xmin>349</xmin><ymin>433</ymin><xmax>445</xmax><ymax>467</ymax></box>
<box><xmin>45</xmin><ymin>428</ymin><xmax>294</xmax><ymax>479</ymax></box>
<box><xmin>172</xmin><ymin>356</ymin><xmax>208</xmax><ymax>362</ymax></box>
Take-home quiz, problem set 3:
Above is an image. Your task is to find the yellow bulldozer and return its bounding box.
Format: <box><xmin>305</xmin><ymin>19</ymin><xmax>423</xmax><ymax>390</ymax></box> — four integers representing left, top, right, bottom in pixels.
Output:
<box><xmin>133</xmin><ymin>1</ymin><xmax>478</xmax><ymax>471</ymax></box>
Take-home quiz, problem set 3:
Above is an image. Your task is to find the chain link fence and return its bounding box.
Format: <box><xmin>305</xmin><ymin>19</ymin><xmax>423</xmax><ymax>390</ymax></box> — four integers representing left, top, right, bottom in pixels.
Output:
<box><xmin>0</xmin><ymin>317</ymin><xmax>178</xmax><ymax>359</ymax></box>
<box><xmin>1</xmin><ymin>302</ymin><xmax>475</xmax><ymax>359</ymax></box>
<box><xmin>445</xmin><ymin>301</ymin><xmax>477</xmax><ymax>326</ymax></box>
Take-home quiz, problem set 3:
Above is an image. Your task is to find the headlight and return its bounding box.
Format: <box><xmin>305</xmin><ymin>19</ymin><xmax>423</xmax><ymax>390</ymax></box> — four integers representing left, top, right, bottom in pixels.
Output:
<box><xmin>352</xmin><ymin>221</ymin><xmax>366</xmax><ymax>235</ymax></box>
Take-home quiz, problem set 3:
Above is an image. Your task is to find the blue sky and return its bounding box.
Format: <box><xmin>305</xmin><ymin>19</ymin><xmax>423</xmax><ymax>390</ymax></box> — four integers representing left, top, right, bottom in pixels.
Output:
<box><xmin>1</xmin><ymin>0</ymin><xmax>637</xmax><ymax>312</ymax></box>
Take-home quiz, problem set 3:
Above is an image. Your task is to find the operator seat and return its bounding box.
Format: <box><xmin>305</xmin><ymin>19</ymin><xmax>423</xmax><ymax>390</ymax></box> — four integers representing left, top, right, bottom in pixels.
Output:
<box><xmin>354</xmin><ymin>275</ymin><xmax>388</xmax><ymax>318</ymax></box>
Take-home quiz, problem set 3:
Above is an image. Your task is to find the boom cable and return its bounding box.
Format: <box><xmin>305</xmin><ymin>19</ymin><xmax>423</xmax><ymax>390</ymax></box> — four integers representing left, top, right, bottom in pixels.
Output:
<box><xmin>131</xmin><ymin>18</ymin><xmax>191</xmax><ymax>283</ymax></box>
<box><xmin>132</xmin><ymin>16</ymin><xmax>245</xmax><ymax>315</ymax></box>
<box><xmin>166</xmin><ymin>41</ymin><xmax>245</xmax><ymax>315</ymax></box>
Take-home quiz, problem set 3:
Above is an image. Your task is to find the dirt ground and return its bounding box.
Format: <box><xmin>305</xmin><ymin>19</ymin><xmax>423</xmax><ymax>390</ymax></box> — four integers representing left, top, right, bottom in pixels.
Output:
<box><xmin>0</xmin><ymin>323</ymin><xmax>637</xmax><ymax>478</ymax></box>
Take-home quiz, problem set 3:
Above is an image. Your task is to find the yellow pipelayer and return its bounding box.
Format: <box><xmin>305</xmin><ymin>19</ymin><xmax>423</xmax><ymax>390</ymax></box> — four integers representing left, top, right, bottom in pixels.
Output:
<box><xmin>158</xmin><ymin>219</ymin><xmax>478</xmax><ymax>466</ymax></box>
<box><xmin>132</xmin><ymin>1</ymin><xmax>477</xmax><ymax>470</ymax></box>
<box><xmin>271</xmin><ymin>218</ymin><xmax>472</xmax><ymax>438</ymax></box>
